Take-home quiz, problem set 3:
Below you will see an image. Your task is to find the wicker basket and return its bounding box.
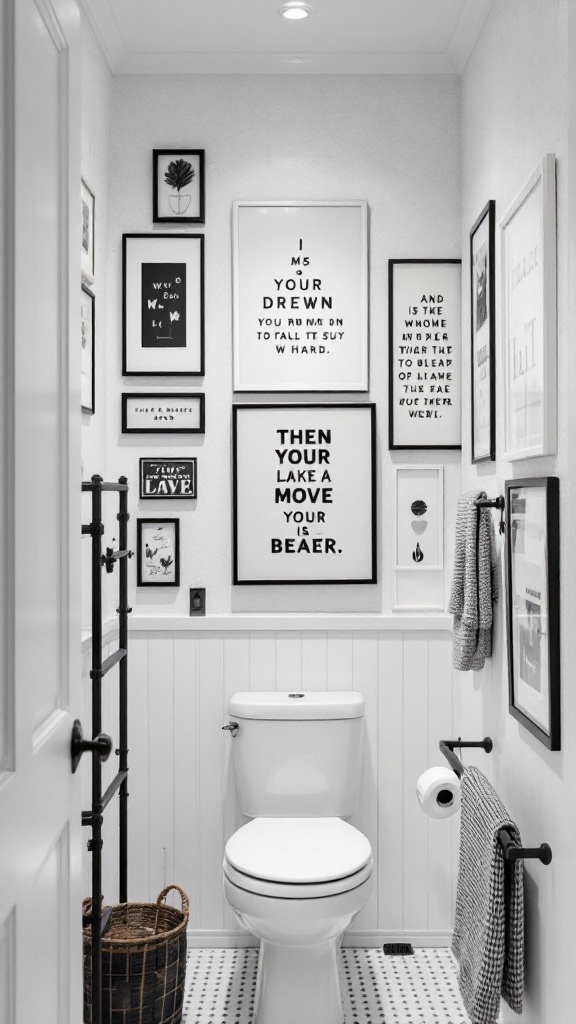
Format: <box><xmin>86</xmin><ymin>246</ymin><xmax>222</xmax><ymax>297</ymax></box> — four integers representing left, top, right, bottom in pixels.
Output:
<box><xmin>83</xmin><ymin>885</ymin><xmax>189</xmax><ymax>1024</ymax></box>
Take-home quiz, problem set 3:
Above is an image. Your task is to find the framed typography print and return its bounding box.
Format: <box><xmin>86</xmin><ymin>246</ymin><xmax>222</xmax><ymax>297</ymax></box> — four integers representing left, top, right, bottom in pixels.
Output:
<box><xmin>232</xmin><ymin>201</ymin><xmax>368</xmax><ymax>392</ymax></box>
<box><xmin>81</xmin><ymin>178</ymin><xmax>95</xmax><ymax>282</ymax></box>
<box><xmin>393</xmin><ymin>466</ymin><xmax>443</xmax><ymax>611</ymax></box>
<box><xmin>122</xmin><ymin>393</ymin><xmax>205</xmax><ymax>434</ymax></box>
<box><xmin>139</xmin><ymin>457</ymin><xmax>197</xmax><ymax>499</ymax></box>
<box><xmin>470</xmin><ymin>201</ymin><xmax>496</xmax><ymax>462</ymax></box>
<box><xmin>122</xmin><ymin>233</ymin><xmax>204</xmax><ymax>376</ymax></box>
<box><xmin>153</xmin><ymin>149</ymin><xmax>205</xmax><ymax>224</ymax></box>
<box><xmin>137</xmin><ymin>518</ymin><xmax>180</xmax><ymax>587</ymax></box>
<box><xmin>389</xmin><ymin>259</ymin><xmax>462</xmax><ymax>449</ymax></box>
<box><xmin>501</xmin><ymin>154</ymin><xmax>557</xmax><ymax>460</ymax></box>
<box><xmin>505</xmin><ymin>477</ymin><xmax>560</xmax><ymax>749</ymax></box>
<box><xmin>233</xmin><ymin>404</ymin><xmax>376</xmax><ymax>584</ymax></box>
<box><xmin>81</xmin><ymin>283</ymin><xmax>95</xmax><ymax>415</ymax></box>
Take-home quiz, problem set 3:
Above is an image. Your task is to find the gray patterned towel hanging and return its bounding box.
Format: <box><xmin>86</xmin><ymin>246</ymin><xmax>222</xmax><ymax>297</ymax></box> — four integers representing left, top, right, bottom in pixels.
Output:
<box><xmin>452</xmin><ymin>766</ymin><xmax>524</xmax><ymax>1023</ymax></box>
<box><xmin>448</xmin><ymin>490</ymin><xmax>498</xmax><ymax>671</ymax></box>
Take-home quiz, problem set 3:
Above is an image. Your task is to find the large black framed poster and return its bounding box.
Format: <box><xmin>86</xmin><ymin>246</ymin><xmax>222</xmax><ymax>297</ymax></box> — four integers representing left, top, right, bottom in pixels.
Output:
<box><xmin>232</xmin><ymin>201</ymin><xmax>368</xmax><ymax>392</ymax></box>
<box><xmin>389</xmin><ymin>259</ymin><xmax>462</xmax><ymax>449</ymax></box>
<box><xmin>122</xmin><ymin>233</ymin><xmax>204</xmax><ymax>376</ymax></box>
<box><xmin>233</xmin><ymin>404</ymin><xmax>376</xmax><ymax>585</ymax></box>
<box><xmin>470</xmin><ymin>201</ymin><xmax>496</xmax><ymax>462</ymax></box>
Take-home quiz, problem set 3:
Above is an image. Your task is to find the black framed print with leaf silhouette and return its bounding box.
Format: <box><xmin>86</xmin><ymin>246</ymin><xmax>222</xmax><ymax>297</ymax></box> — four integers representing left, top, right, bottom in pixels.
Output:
<box><xmin>153</xmin><ymin>149</ymin><xmax>205</xmax><ymax>223</ymax></box>
<box><xmin>393</xmin><ymin>465</ymin><xmax>444</xmax><ymax>611</ymax></box>
<box><xmin>137</xmin><ymin>518</ymin><xmax>180</xmax><ymax>587</ymax></box>
<box><xmin>122</xmin><ymin>234</ymin><xmax>204</xmax><ymax>376</ymax></box>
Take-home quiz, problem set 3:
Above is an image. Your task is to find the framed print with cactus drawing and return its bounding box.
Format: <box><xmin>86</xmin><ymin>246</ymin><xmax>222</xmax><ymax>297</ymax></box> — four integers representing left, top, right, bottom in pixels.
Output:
<box><xmin>153</xmin><ymin>149</ymin><xmax>205</xmax><ymax>223</ymax></box>
<box><xmin>137</xmin><ymin>518</ymin><xmax>180</xmax><ymax>587</ymax></box>
<box><xmin>122</xmin><ymin>234</ymin><xmax>204</xmax><ymax>375</ymax></box>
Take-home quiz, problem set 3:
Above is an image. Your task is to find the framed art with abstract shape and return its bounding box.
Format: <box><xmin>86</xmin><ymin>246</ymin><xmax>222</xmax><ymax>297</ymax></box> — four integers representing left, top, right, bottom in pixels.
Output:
<box><xmin>137</xmin><ymin>518</ymin><xmax>180</xmax><ymax>587</ymax></box>
<box><xmin>81</xmin><ymin>178</ymin><xmax>95</xmax><ymax>282</ymax></box>
<box><xmin>122</xmin><ymin>233</ymin><xmax>204</xmax><ymax>376</ymax></box>
<box><xmin>389</xmin><ymin>259</ymin><xmax>462</xmax><ymax>450</ymax></box>
<box><xmin>232</xmin><ymin>201</ymin><xmax>368</xmax><ymax>392</ymax></box>
<box><xmin>153</xmin><ymin>149</ymin><xmax>205</xmax><ymax>224</ymax></box>
<box><xmin>501</xmin><ymin>154</ymin><xmax>557</xmax><ymax>460</ymax></box>
<box><xmin>505</xmin><ymin>476</ymin><xmax>560</xmax><ymax>750</ymax></box>
<box><xmin>139</xmin><ymin>457</ymin><xmax>197</xmax><ymax>499</ymax></box>
<box><xmin>233</xmin><ymin>403</ymin><xmax>376</xmax><ymax>584</ymax></box>
<box><xmin>393</xmin><ymin>465</ymin><xmax>444</xmax><ymax>611</ymax></box>
<box><xmin>81</xmin><ymin>283</ymin><xmax>95</xmax><ymax>415</ymax></box>
<box><xmin>470</xmin><ymin>200</ymin><xmax>496</xmax><ymax>462</ymax></box>
<box><xmin>122</xmin><ymin>393</ymin><xmax>205</xmax><ymax>434</ymax></box>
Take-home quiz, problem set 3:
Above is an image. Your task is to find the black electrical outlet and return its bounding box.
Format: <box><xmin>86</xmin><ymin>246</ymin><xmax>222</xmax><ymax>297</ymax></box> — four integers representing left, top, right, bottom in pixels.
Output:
<box><xmin>189</xmin><ymin>587</ymin><xmax>206</xmax><ymax>616</ymax></box>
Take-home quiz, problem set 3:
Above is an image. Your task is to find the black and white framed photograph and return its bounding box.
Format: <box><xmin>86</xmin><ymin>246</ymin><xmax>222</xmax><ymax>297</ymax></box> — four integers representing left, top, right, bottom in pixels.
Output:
<box><xmin>232</xmin><ymin>201</ymin><xmax>368</xmax><ymax>392</ymax></box>
<box><xmin>153</xmin><ymin>149</ymin><xmax>205</xmax><ymax>223</ymax></box>
<box><xmin>470</xmin><ymin>200</ymin><xmax>496</xmax><ymax>462</ymax></box>
<box><xmin>505</xmin><ymin>476</ymin><xmax>560</xmax><ymax>750</ymax></box>
<box><xmin>122</xmin><ymin>393</ymin><xmax>205</xmax><ymax>434</ymax></box>
<box><xmin>393</xmin><ymin>466</ymin><xmax>444</xmax><ymax>611</ymax></box>
<box><xmin>81</xmin><ymin>283</ymin><xmax>95</xmax><ymax>415</ymax></box>
<box><xmin>233</xmin><ymin>403</ymin><xmax>376</xmax><ymax>585</ymax></box>
<box><xmin>388</xmin><ymin>259</ymin><xmax>462</xmax><ymax>450</ymax></box>
<box><xmin>137</xmin><ymin>518</ymin><xmax>180</xmax><ymax>587</ymax></box>
<box><xmin>81</xmin><ymin>178</ymin><xmax>95</xmax><ymax>282</ymax></box>
<box><xmin>122</xmin><ymin>234</ymin><xmax>204</xmax><ymax>376</ymax></box>
<box><xmin>501</xmin><ymin>154</ymin><xmax>557</xmax><ymax>460</ymax></box>
<box><xmin>139</xmin><ymin>457</ymin><xmax>197</xmax><ymax>499</ymax></box>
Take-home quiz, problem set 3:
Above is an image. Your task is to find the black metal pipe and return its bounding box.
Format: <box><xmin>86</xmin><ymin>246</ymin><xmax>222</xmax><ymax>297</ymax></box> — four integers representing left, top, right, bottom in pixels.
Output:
<box><xmin>118</xmin><ymin>476</ymin><xmax>130</xmax><ymax>904</ymax></box>
<box><xmin>90</xmin><ymin>474</ymin><xmax>103</xmax><ymax>1024</ymax></box>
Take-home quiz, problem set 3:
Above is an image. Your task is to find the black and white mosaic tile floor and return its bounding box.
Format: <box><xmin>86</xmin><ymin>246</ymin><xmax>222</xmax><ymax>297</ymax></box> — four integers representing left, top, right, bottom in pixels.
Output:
<box><xmin>182</xmin><ymin>947</ymin><xmax>471</xmax><ymax>1023</ymax></box>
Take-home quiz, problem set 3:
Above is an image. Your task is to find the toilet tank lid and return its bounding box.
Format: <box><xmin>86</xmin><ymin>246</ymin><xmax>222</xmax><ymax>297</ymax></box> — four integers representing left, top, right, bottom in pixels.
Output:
<box><xmin>227</xmin><ymin>691</ymin><xmax>364</xmax><ymax>720</ymax></box>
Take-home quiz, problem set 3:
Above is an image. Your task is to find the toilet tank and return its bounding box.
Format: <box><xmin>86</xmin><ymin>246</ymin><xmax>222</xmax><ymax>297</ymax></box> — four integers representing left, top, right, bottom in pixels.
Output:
<box><xmin>226</xmin><ymin>691</ymin><xmax>365</xmax><ymax>818</ymax></box>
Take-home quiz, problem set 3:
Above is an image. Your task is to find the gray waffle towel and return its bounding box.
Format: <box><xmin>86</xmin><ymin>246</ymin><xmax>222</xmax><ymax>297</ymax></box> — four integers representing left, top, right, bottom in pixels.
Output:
<box><xmin>448</xmin><ymin>490</ymin><xmax>498</xmax><ymax>671</ymax></box>
<box><xmin>452</xmin><ymin>766</ymin><xmax>524</xmax><ymax>1023</ymax></box>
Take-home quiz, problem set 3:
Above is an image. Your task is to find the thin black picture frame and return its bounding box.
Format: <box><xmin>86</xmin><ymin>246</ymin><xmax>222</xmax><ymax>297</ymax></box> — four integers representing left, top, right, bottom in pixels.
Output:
<box><xmin>81</xmin><ymin>282</ymin><xmax>95</xmax><ymax>415</ymax></box>
<box><xmin>505</xmin><ymin>476</ymin><xmax>560</xmax><ymax>750</ymax></box>
<box><xmin>122</xmin><ymin>233</ymin><xmax>205</xmax><ymax>377</ymax></box>
<box><xmin>232</xmin><ymin>402</ymin><xmax>377</xmax><ymax>586</ymax></box>
<box><xmin>137</xmin><ymin>517</ymin><xmax>180</xmax><ymax>587</ymax></box>
<box><xmin>81</xmin><ymin>177</ymin><xmax>95</xmax><ymax>282</ymax></box>
<box><xmin>122</xmin><ymin>393</ymin><xmax>205</xmax><ymax>434</ymax></box>
<box><xmin>153</xmin><ymin>149</ymin><xmax>205</xmax><ymax>224</ymax></box>
<box><xmin>139</xmin><ymin>457</ymin><xmax>197</xmax><ymax>500</ymax></box>
<box><xmin>388</xmin><ymin>258</ymin><xmax>462</xmax><ymax>451</ymax></box>
<box><xmin>470</xmin><ymin>200</ymin><xmax>496</xmax><ymax>462</ymax></box>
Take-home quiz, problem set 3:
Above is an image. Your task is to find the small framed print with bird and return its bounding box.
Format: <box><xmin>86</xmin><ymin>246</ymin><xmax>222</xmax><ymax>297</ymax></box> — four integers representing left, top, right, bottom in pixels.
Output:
<box><xmin>137</xmin><ymin>518</ymin><xmax>180</xmax><ymax>587</ymax></box>
<box><xmin>153</xmin><ymin>149</ymin><xmax>205</xmax><ymax>223</ymax></box>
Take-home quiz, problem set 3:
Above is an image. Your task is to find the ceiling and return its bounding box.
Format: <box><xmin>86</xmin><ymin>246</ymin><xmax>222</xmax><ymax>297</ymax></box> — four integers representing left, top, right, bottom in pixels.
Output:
<box><xmin>81</xmin><ymin>0</ymin><xmax>493</xmax><ymax>75</ymax></box>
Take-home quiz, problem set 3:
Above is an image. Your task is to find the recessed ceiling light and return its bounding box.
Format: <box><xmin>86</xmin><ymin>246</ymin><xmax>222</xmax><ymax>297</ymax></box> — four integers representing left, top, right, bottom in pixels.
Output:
<box><xmin>286</xmin><ymin>57</ymin><xmax>312</xmax><ymax>65</ymax></box>
<box><xmin>279</xmin><ymin>3</ymin><xmax>313</xmax><ymax>20</ymax></box>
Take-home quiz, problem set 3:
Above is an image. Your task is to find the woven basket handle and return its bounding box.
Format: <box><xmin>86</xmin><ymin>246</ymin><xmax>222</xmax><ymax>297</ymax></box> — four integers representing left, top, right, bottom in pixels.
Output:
<box><xmin>156</xmin><ymin>884</ymin><xmax>190</xmax><ymax>925</ymax></box>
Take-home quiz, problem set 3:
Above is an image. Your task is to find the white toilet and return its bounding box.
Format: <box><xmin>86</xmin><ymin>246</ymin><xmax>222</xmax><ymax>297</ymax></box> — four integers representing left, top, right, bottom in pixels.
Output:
<box><xmin>222</xmin><ymin>690</ymin><xmax>373</xmax><ymax>1024</ymax></box>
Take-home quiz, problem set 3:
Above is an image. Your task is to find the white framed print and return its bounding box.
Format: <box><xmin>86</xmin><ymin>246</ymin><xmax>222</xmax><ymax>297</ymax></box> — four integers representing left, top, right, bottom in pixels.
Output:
<box><xmin>122</xmin><ymin>233</ymin><xmax>204</xmax><ymax>376</ymax></box>
<box><xmin>232</xmin><ymin>201</ymin><xmax>368</xmax><ymax>392</ymax></box>
<box><xmin>501</xmin><ymin>154</ymin><xmax>557</xmax><ymax>460</ymax></box>
<box><xmin>81</xmin><ymin>178</ymin><xmax>95</xmax><ymax>282</ymax></box>
<box><xmin>388</xmin><ymin>260</ymin><xmax>461</xmax><ymax>450</ymax></box>
<box><xmin>233</xmin><ymin>404</ymin><xmax>376</xmax><ymax>584</ymax></box>
<box><xmin>393</xmin><ymin>466</ymin><xmax>444</xmax><ymax>611</ymax></box>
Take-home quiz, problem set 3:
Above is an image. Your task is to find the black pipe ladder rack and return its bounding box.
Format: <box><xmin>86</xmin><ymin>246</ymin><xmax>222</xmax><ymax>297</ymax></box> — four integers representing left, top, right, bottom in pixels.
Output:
<box><xmin>78</xmin><ymin>475</ymin><xmax>132</xmax><ymax>1024</ymax></box>
<box><xmin>439</xmin><ymin>738</ymin><xmax>552</xmax><ymax>865</ymax></box>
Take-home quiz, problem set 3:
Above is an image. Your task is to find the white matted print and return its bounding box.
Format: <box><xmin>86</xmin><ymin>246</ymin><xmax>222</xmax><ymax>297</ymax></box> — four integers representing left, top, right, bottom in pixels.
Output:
<box><xmin>137</xmin><ymin>518</ymin><xmax>180</xmax><ymax>587</ymax></box>
<box><xmin>233</xmin><ymin>404</ymin><xmax>376</xmax><ymax>584</ymax></box>
<box><xmin>389</xmin><ymin>260</ymin><xmax>461</xmax><ymax>449</ymax></box>
<box><xmin>81</xmin><ymin>178</ymin><xmax>95</xmax><ymax>282</ymax></box>
<box><xmin>501</xmin><ymin>154</ymin><xmax>557</xmax><ymax>460</ymax></box>
<box><xmin>395</xmin><ymin>467</ymin><xmax>443</xmax><ymax>569</ymax></box>
<box><xmin>233</xmin><ymin>201</ymin><xmax>368</xmax><ymax>392</ymax></box>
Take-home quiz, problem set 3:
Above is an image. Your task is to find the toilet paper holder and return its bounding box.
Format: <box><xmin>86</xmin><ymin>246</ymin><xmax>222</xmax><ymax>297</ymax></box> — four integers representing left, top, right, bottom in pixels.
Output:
<box><xmin>439</xmin><ymin>737</ymin><xmax>552</xmax><ymax>866</ymax></box>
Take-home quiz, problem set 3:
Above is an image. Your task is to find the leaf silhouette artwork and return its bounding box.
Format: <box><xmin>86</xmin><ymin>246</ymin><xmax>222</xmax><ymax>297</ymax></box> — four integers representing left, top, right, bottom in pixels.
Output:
<box><xmin>164</xmin><ymin>159</ymin><xmax>195</xmax><ymax>193</ymax></box>
<box><xmin>412</xmin><ymin>542</ymin><xmax>424</xmax><ymax>563</ymax></box>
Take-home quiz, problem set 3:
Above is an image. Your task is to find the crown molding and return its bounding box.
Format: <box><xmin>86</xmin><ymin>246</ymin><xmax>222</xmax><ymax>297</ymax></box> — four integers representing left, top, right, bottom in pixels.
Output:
<box><xmin>447</xmin><ymin>0</ymin><xmax>494</xmax><ymax>73</ymax></box>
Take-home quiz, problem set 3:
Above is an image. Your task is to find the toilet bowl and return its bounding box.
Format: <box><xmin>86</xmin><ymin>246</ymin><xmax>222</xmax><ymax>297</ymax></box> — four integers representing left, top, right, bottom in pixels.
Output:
<box><xmin>223</xmin><ymin>816</ymin><xmax>373</xmax><ymax>1024</ymax></box>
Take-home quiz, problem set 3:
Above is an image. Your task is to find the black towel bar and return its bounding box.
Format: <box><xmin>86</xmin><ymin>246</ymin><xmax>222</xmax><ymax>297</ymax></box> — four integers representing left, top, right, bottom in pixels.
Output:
<box><xmin>439</xmin><ymin>738</ymin><xmax>552</xmax><ymax>865</ymax></box>
<box><xmin>474</xmin><ymin>494</ymin><xmax>506</xmax><ymax>534</ymax></box>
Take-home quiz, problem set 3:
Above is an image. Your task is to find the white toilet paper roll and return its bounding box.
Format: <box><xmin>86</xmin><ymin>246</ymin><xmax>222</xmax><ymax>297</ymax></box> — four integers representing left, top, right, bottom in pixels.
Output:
<box><xmin>416</xmin><ymin>766</ymin><xmax>461</xmax><ymax>819</ymax></box>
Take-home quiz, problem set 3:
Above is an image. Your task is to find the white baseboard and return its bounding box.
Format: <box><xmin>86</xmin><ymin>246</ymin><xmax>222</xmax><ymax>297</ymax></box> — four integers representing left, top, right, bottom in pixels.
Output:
<box><xmin>187</xmin><ymin>929</ymin><xmax>453</xmax><ymax>949</ymax></box>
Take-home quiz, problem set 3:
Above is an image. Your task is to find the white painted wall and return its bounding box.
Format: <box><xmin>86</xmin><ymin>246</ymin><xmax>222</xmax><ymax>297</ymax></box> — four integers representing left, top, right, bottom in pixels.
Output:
<box><xmin>459</xmin><ymin>1</ymin><xmax>576</xmax><ymax>1020</ymax></box>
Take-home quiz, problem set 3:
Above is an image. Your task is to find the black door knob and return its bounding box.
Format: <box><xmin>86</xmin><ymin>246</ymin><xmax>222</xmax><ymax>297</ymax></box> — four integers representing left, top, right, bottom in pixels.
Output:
<box><xmin>71</xmin><ymin>719</ymin><xmax>113</xmax><ymax>774</ymax></box>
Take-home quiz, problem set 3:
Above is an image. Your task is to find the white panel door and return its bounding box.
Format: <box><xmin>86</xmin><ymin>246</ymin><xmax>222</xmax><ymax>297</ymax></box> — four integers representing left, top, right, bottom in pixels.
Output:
<box><xmin>0</xmin><ymin>1</ymin><xmax>82</xmax><ymax>1022</ymax></box>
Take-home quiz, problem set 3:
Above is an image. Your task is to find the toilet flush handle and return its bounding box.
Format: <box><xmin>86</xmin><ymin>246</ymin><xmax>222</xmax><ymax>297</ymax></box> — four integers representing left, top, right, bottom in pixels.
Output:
<box><xmin>222</xmin><ymin>721</ymin><xmax>239</xmax><ymax>737</ymax></box>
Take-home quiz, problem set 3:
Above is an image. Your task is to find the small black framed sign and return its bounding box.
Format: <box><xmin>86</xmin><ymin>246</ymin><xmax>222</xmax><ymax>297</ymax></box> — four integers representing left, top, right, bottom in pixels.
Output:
<box><xmin>470</xmin><ymin>201</ymin><xmax>496</xmax><ymax>462</ymax></box>
<box><xmin>81</xmin><ymin>283</ymin><xmax>95</xmax><ymax>415</ymax></box>
<box><xmin>233</xmin><ymin>403</ymin><xmax>377</xmax><ymax>585</ymax></box>
<box><xmin>137</xmin><ymin>518</ymin><xmax>180</xmax><ymax>587</ymax></box>
<box><xmin>122</xmin><ymin>393</ymin><xmax>205</xmax><ymax>434</ymax></box>
<box><xmin>388</xmin><ymin>259</ymin><xmax>462</xmax><ymax>450</ymax></box>
<box><xmin>122</xmin><ymin>233</ymin><xmax>204</xmax><ymax>376</ymax></box>
<box><xmin>153</xmin><ymin>149</ymin><xmax>205</xmax><ymax>224</ymax></box>
<box><xmin>139</xmin><ymin>458</ymin><xmax>197</xmax><ymax>499</ymax></box>
<box><xmin>505</xmin><ymin>477</ymin><xmax>560</xmax><ymax>750</ymax></box>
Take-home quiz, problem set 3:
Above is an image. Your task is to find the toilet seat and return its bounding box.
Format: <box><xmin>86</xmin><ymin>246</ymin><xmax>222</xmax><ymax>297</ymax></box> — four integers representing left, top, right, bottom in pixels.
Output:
<box><xmin>224</xmin><ymin>817</ymin><xmax>372</xmax><ymax>899</ymax></box>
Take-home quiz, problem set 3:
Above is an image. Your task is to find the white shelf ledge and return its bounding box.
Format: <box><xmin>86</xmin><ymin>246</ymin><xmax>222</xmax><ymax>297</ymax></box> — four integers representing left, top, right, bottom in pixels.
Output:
<box><xmin>126</xmin><ymin>613</ymin><xmax>452</xmax><ymax>633</ymax></box>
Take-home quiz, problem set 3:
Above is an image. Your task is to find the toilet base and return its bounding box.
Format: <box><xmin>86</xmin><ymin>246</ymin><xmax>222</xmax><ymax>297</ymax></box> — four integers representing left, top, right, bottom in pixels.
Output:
<box><xmin>254</xmin><ymin>937</ymin><xmax>343</xmax><ymax>1024</ymax></box>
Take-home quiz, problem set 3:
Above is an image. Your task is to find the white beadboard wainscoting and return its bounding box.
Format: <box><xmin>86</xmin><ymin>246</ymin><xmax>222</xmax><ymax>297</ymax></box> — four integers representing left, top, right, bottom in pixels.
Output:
<box><xmin>88</xmin><ymin>620</ymin><xmax>462</xmax><ymax>949</ymax></box>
